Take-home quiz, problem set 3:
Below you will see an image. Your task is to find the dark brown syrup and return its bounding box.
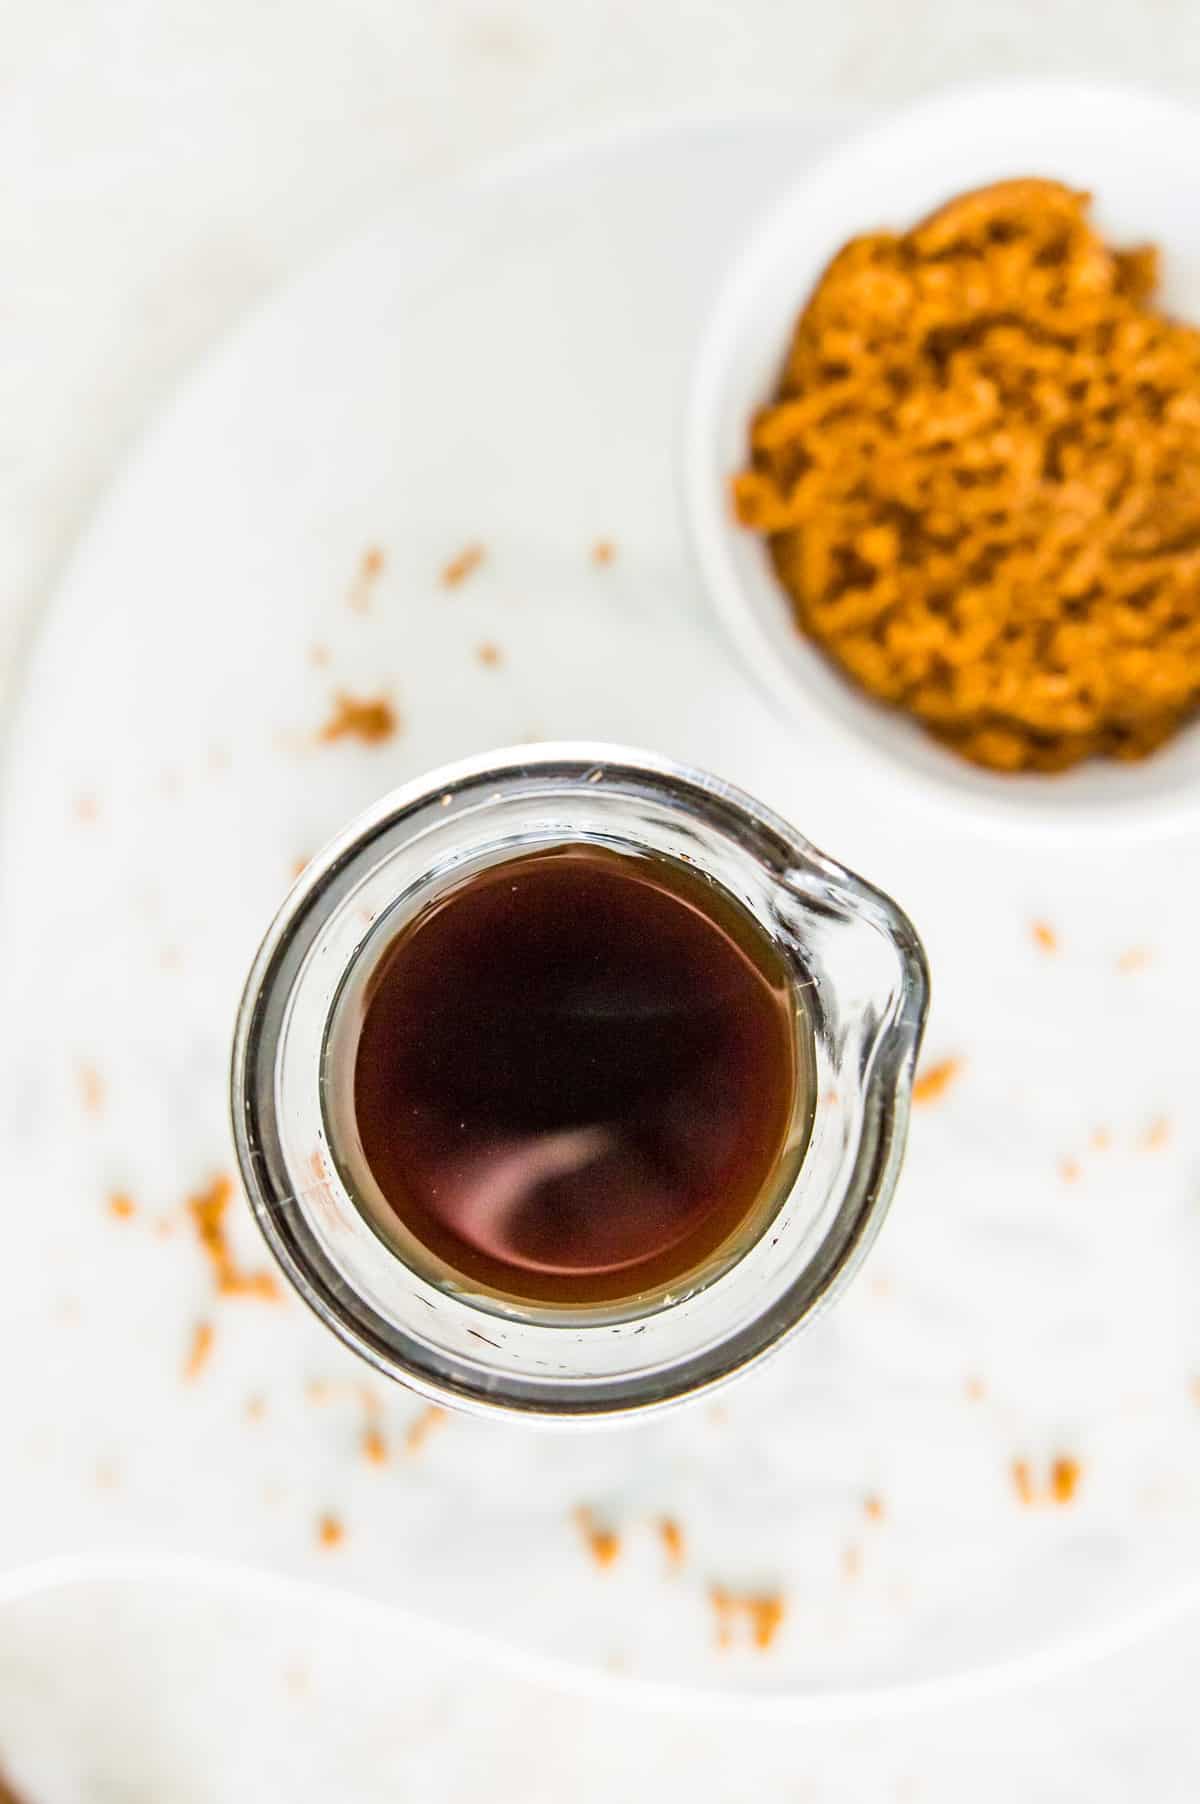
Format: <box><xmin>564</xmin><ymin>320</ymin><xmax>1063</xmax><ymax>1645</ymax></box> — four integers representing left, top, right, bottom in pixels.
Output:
<box><xmin>351</xmin><ymin>845</ymin><xmax>801</xmax><ymax>1304</ymax></box>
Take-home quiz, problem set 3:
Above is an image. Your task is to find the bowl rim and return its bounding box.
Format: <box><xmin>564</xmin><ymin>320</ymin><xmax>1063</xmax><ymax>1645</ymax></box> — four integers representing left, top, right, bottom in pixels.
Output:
<box><xmin>682</xmin><ymin>77</ymin><xmax>1200</xmax><ymax>842</ymax></box>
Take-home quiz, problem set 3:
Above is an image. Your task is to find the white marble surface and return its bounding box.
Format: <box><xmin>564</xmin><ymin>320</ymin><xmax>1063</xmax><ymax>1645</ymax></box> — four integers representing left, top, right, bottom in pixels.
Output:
<box><xmin>0</xmin><ymin>1558</ymin><xmax>1190</xmax><ymax>1802</ymax></box>
<box><xmin>4</xmin><ymin>1</ymin><xmax>1200</xmax><ymax>1797</ymax></box>
<box><xmin>0</xmin><ymin>1557</ymin><xmax>1198</xmax><ymax>1804</ymax></box>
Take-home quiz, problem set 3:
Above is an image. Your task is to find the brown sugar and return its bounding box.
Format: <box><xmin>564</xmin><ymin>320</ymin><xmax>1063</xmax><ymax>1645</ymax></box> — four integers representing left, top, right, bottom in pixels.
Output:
<box><xmin>440</xmin><ymin>543</ymin><xmax>484</xmax><ymax>588</ymax></box>
<box><xmin>657</xmin><ymin>1516</ymin><xmax>686</xmax><ymax>1570</ymax></box>
<box><xmin>1012</xmin><ymin>1453</ymin><xmax>1083</xmax><ymax>1505</ymax></box>
<box><xmin>592</xmin><ymin>539</ymin><xmax>616</xmax><ymax>566</ymax></box>
<box><xmin>74</xmin><ymin>794</ymin><xmax>100</xmax><ymax>824</ymax></box>
<box><xmin>912</xmin><ymin>1056</ymin><xmax>963</xmax><ymax>1106</ymax></box>
<box><xmin>476</xmin><ymin>641</ymin><xmax>503</xmax><ymax>668</ymax></box>
<box><xmin>403</xmin><ymin>1403</ymin><xmax>447</xmax><ymax>1455</ymax></box>
<box><xmin>1059</xmin><ymin>1156</ymin><xmax>1082</xmax><ymax>1183</ymax></box>
<box><xmin>107</xmin><ymin>1191</ymin><xmax>136</xmax><ymax>1221</ymax></box>
<box><xmin>1141</xmin><ymin>1115</ymin><xmax>1171</xmax><ymax>1150</ymax></box>
<box><xmin>1011</xmin><ymin>1457</ymin><xmax>1037</xmax><ymax>1506</ymax></box>
<box><xmin>183</xmin><ymin>1319</ymin><xmax>214</xmax><ymax>1380</ymax></box>
<box><xmin>1117</xmin><ymin>946</ymin><xmax>1151</xmax><ymax>973</ymax></box>
<box><xmin>362</xmin><ymin>1423</ymin><xmax>388</xmax><ymax>1465</ymax></box>
<box><xmin>574</xmin><ymin>1506</ymin><xmax>620</xmax><ymax>1569</ymax></box>
<box><xmin>1031</xmin><ymin>920</ymin><xmax>1058</xmax><ymax>954</ymax></box>
<box><xmin>863</xmin><ymin>1492</ymin><xmax>886</xmax><ymax>1523</ymax></box>
<box><xmin>79</xmin><ymin>1063</ymin><xmax>105</xmax><ymax>1115</ymax></box>
<box><xmin>349</xmin><ymin>544</ymin><xmax>386</xmax><ymax>613</ymax></box>
<box><xmin>1050</xmin><ymin>1454</ymin><xmax>1082</xmax><ymax>1504</ymax></box>
<box><xmin>318</xmin><ymin>692</ymin><xmax>398</xmax><ymax>746</ymax></box>
<box><xmin>734</xmin><ymin>179</ymin><xmax>1200</xmax><ymax>772</ymax></box>
<box><xmin>710</xmin><ymin>1584</ymin><xmax>785</xmax><ymax>1651</ymax></box>
<box><xmin>187</xmin><ymin>1173</ymin><xmax>280</xmax><ymax>1300</ymax></box>
<box><xmin>317</xmin><ymin>1513</ymin><xmax>345</xmax><ymax>1549</ymax></box>
<box><xmin>747</xmin><ymin>1593</ymin><xmax>785</xmax><ymax>1650</ymax></box>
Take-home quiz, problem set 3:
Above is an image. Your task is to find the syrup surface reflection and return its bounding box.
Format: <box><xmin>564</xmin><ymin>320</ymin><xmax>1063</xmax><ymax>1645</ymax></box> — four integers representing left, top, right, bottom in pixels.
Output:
<box><xmin>350</xmin><ymin>845</ymin><xmax>804</xmax><ymax>1305</ymax></box>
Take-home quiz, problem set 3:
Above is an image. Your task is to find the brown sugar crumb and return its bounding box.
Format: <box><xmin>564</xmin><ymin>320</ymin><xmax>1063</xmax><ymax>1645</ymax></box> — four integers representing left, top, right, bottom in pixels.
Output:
<box><xmin>360</xmin><ymin>1389</ymin><xmax>387</xmax><ymax>1462</ymax></box>
<box><xmin>1013</xmin><ymin>1454</ymin><xmax>1082</xmax><ymax>1506</ymax></box>
<box><xmin>79</xmin><ymin>1063</ymin><xmax>105</xmax><ymax>1116</ymax></box>
<box><xmin>107</xmin><ymin>1191</ymin><xmax>136</xmax><ymax>1221</ymax></box>
<box><xmin>912</xmin><ymin>1056</ymin><xmax>962</xmax><ymax>1106</ymax></box>
<box><xmin>711</xmin><ymin>1586</ymin><xmax>735</xmax><ymax>1649</ymax></box>
<box><xmin>710</xmin><ymin>1585</ymin><xmax>786</xmax><ymax>1651</ymax></box>
<box><xmin>74</xmin><ymin>794</ymin><xmax>100</xmax><ymax>824</ymax></box>
<box><xmin>308</xmin><ymin>643</ymin><xmax>331</xmax><ymax>669</ymax></box>
<box><xmin>748</xmin><ymin>1593</ymin><xmax>785</xmax><ymax>1650</ymax></box>
<box><xmin>440</xmin><ymin>542</ymin><xmax>484</xmax><ymax>588</ymax></box>
<box><xmin>349</xmin><ymin>544</ymin><xmax>386</xmax><ymax>613</ymax></box>
<box><xmin>863</xmin><ymin>1493</ymin><xmax>886</xmax><ymax>1523</ymax></box>
<box><xmin>183</xmin><ymin>1319</ymin><xmax>214</xmax><ymax>1380</ymax></box>
<box><xmin>592</xmin><ymin>539</ymin><xmax>616</xmax><ymax>566</ymax></box>
<box><xmin>965</xmin><ymin>1375</ymin><xmax>987</xmax><ymax>1402</ymax></box>
<box><xmin>404</xmin><ymin>1403</ymin><xmax>447</xmax><ymax>1455</ymax></box>
<box><xmin>734</xmin><ymin>179</ymin><xmax>1200</xmax><ymax>773</ymax></box>
<box><xmin>1091</xmin><ymin>1126</ymin><xmax>1112</xmax><ymax>1151</ymax></box>
<box><xmin>476</xmin><ymin>640</ymin><xmax>503</xmax><ymax>668</ymax></box>
<box><xmin>317</xmin><ymin>1513</ymin><xmax>344</xmax><ymax>1550</ymax></box>
<box><xmin>291</xmin><ymin>854</ymin><xmax>310</xmax><ymax>879</ymax></box>
<box><xmin>1141</xmin><ymin>1115</ymin><xmax>1171</xmax><ymax>1150</ymax></box>
<box><xmin>1117</xmin><ymin>946</ymin><xmax>1151</xmax><ymax>973</ymax></box>
<box><xmin>657</xmin><ymin>1516</ymin><xmax>686</xmax><ymax>1570</ymax></box>
<box><xmin>1050</xmin><ymin>1454</ymin><xmax>1082</xmax><ymax>1505</ymax></box>
<box><xmin>1011</xmin><ymin>1457</ymin><xmax>1036</xmax><ymax>1506</ymax></box>
<box><xmin>318</xmin><ymin>692</ymin><xmax>398</xmax><ymax>746</ymax></box>
<box><xmin>1059</xmin><ymin>1156</ymin><xmax>1082</xmax><ymax>1183</ymax></box>
<box><xmin>187</xmin><ymin>1173</ymin><xmax>280</xmax><ymax>1300</ymax></box>
<box><xmin>245</xmin><ymin>1394</ymin><xmax>266</xmax><ymax>1422</ymax></box>
<box><xmin>841</xmin><ymin>1542</ymin><xmax>862</xmax><ymax>1580</ymax></box>
<box><xmin>574</xmin><ymin>1506</ymin><xmax>620</xmax><ymax>1569</ymax></box>
<box><xmin>305</xmin><ymin>1378</ymin><xmax>331</xmax><ymax>1404</ymax></box>
<box><xmin>362</xmin><ymin>1423</ymin><xmax>388</xmax><ymax>1465</ymax></box>
<box><xmin>1031</xmin><ymin>920</ymin><xmax>1058</xmax><ymax>954</ymax></box>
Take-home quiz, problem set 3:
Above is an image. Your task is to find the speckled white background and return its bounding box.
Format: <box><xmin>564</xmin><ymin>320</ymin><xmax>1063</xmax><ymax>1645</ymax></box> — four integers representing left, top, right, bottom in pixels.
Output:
<box><xmin>3</xmin><ymin>2</ymin><xmax>1200</xmax><ymax>1798</ymax></box>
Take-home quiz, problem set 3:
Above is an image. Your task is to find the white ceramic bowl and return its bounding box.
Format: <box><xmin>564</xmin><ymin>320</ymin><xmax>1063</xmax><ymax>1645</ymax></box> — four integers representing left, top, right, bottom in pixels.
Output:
<box><xmin>685</xmin><ymin>81</ymin><xmax>1200</xmax><ymax>836</ymax></box>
